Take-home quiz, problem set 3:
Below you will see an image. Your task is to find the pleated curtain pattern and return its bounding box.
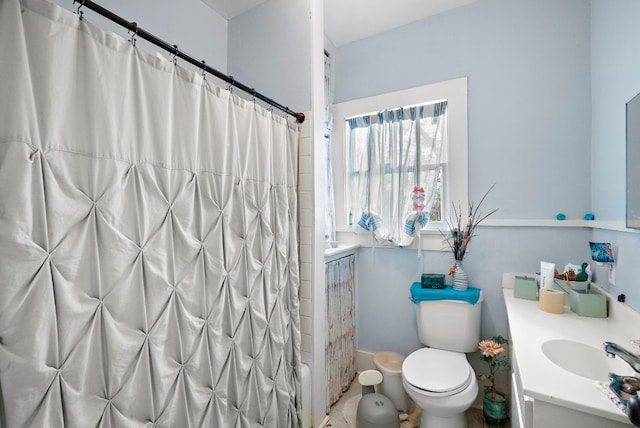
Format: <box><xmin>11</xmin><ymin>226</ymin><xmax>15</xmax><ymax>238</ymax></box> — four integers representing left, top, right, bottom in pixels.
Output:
<box><xmin>0</xmin><ymin>0</ymin><xmax>301</xmax><ymax>427</ymax></box>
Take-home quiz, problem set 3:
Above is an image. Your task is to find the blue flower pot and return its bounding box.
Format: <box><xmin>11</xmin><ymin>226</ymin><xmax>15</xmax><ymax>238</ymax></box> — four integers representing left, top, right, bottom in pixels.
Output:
<box><xmin>483</xmin><ymin>389</ymin><xmax>508</xmax><ymax>428</ymax></box>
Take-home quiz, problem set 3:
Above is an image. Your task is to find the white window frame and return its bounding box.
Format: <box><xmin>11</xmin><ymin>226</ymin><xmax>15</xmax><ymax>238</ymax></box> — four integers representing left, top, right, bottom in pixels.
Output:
<box><xmin>331</xmin><ymin>77</ymin><xmax>468</xmax><ymax>250</ymax></box>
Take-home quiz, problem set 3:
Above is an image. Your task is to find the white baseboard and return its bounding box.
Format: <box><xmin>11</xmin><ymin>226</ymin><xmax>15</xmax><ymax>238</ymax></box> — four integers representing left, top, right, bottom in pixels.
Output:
<box><xmin>316</xmin><ymin>415</ymin><xmax>331</xmax><ymax>428</ymax></box>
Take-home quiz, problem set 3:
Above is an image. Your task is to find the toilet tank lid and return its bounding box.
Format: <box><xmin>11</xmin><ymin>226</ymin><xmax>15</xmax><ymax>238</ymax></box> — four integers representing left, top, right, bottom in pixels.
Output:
<box><xmin>410</xmin><ymin>282</ymin><xmax>482</xmax><ymax>305</ymax></box>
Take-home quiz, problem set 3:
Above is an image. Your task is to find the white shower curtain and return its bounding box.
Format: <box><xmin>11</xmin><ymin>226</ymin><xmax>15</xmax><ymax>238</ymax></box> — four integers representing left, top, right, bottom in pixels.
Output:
<box><xmin>0</xmin><ymin>0</ymin><xmax>301</xmax><ymax>427</ymax></box>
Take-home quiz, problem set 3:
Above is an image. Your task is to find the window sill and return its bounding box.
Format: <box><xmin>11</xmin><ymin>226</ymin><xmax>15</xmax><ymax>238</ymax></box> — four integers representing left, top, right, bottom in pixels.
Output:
<box><xmin>333</xmin><ymin>219</ymin><xmax>640</xmax><ymax>252</ymax></box>
<box><xmin>324</xmin><ymin>244</ymin><xmax>360</xmax><ymax>262</ymax></box>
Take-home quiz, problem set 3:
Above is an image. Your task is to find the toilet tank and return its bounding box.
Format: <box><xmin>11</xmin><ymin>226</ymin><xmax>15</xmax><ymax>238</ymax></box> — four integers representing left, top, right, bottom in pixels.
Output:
<box><xmin>415</xmin><ymin>292</ymin><xmax>483</xmax><ymax>353</ymax></box>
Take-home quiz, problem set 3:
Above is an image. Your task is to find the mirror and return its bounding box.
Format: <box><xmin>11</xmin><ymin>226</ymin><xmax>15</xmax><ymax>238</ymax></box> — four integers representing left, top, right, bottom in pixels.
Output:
<box><xmin>627</xmin><ymin>92</ymin><xmax>640</xmax><ymax>229</ymax></box>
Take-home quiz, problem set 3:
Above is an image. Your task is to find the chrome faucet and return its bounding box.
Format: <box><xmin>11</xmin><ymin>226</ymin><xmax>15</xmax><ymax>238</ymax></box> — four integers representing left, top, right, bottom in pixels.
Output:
<box><xmin>604</xmin><ymin>341</ymin><xmax>640</xmax><ymax>373</ymax></box>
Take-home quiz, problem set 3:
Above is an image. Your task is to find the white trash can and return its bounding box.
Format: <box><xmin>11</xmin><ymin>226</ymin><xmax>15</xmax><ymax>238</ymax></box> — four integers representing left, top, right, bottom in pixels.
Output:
<box><xmin>373</xmin><ymin>351</ymin><xmax>408</xmax><ymax>412</ymax></box>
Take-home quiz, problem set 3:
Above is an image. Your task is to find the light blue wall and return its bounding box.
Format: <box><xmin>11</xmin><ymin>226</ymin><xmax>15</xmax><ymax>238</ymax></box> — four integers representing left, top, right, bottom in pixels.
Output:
<box><xmin>333</xmin><ymin>0</ymin><xmax>640</xmax><ymax>355</ymax></box>
<box><xmin>336</xmin><ymin>0</ymin><xmax>592</xmax><ymax>221</ymax></box>
<box><xmin>591</xmin><ymin>0</ymin><xmax>640</xmax><ymax>221</ymax></box>
<box><xmin>57</xmin><ymin>0</ymin><xmax>228</xmax><ymax>72</ymax></box>
<box><xmin>356</xmin><ymin>228</ymin><xmax>592</xmax><ymax>355</ymax></box>
<box><xmin>589</xmin><ymin>0</ymin><xmax>640</xmax><ymax>309</ymax></box>
<box><xmin>227</xmin><ymin>0</ymin><xmax>311</xmax><ymax>112</ymax></box>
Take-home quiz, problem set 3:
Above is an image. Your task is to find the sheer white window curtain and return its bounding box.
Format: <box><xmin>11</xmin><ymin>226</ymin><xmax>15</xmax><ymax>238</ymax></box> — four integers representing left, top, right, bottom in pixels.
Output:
<box><xmin>348</xmin><ymin>102</ymin><xmax>447</xmax><ymax>247</ymax></box>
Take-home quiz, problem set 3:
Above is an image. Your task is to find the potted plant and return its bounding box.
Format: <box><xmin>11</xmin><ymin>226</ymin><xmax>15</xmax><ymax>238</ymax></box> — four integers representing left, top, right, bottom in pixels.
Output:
<box><xmin>442</xmin><ymin>185</ymin><xmax>497</xmax><ymax>290</ymax></box>
<box><xmin>478</xmin><ymin>335</ymin><xmax>511</xmax><ymax>427</ymax></box>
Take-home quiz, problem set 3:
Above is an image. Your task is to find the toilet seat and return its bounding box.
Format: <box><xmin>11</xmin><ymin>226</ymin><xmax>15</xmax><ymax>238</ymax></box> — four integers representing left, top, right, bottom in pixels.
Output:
<box><xmin>402</xmin><ymin>348</ymin><xmax>472</xmax><ymax>397</ymax></box>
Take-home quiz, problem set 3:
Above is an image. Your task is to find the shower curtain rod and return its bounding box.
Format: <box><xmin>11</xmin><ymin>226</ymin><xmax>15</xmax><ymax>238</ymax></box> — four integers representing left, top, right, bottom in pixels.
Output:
<box><xmin>73</xmin><ymin>0</ymin><xmax>306</xmax><ymax>123</ymax></box>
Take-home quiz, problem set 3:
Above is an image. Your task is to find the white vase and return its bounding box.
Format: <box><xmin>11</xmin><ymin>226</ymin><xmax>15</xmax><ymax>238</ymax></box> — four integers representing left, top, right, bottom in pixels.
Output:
<box><xmin>453</xmin><ymin>260</ymin><xmax>468</xmax><ymax>291</ymax></box>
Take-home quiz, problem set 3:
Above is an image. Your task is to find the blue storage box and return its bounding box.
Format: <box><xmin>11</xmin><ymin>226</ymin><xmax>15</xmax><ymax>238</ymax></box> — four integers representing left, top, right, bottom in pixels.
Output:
<box><xmin>514</xmin><ymin>276</ymin><xmax>538</xmax><ymax>301</ymax></box>
<box><xmin>421</xmin><ymin>273</ymin><xmax>445</xmax><ymax>289</ymax></box>
<box><xmin>570</xmin><ymin>289</ymin><xmax>607</xmax><ymax>318</ymax></box>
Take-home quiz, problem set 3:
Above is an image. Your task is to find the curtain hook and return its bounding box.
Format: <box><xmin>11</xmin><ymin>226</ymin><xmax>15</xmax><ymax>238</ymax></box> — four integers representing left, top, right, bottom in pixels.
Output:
<box><xmin>201</xmin><ymin>60</ymin><xmax>206</xmax><ymax>79</ymax></box>
<box><xmin>227</xmin><ymin>76</ymin><xmax>234</xmax><ymax>93</ymax></box>
<box><xmin>171</xmin><ymin>45</ymin><xmax>178</xmax><ymax>65</ymax></box>
<box><xmin>251</xmin><ymin>89</ymin><xmax>256</xmax><ymax>103</ymax></box>
<box><xmin>74</xmin><ymin>0</ymin><xmax>85</xmax><ymax>20</ymax></box>
<box><xmin>129</xmin><ymin>22</ymin><xmax>138</xmax><ymax>46</ymax></box>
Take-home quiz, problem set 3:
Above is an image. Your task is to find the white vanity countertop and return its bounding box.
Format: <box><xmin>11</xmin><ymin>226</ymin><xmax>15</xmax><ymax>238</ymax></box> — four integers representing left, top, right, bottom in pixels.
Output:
<box><xmin>503</xmin><ymin>274</ymin><xmax>639</xmax><ymax>425</ymax></box>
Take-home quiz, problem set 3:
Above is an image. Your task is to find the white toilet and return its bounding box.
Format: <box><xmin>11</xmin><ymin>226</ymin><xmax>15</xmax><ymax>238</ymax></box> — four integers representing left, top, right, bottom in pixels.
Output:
<box><xmin>402</xmin><ymin>292</ymin><xmax>483</xmax><ymax>428</ymax></box>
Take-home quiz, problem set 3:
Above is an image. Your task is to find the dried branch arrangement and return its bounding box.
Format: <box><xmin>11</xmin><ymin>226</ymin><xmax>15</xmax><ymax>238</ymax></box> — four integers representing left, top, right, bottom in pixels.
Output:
<box><xmin>442</xmin><ymin>185</ymin><xmax>498</xmax><ymax>261</ymax></box>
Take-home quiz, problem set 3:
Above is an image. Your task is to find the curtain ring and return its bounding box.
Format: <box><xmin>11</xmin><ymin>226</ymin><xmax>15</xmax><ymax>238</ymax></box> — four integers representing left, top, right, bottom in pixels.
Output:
<box><xmin>129</xmin><ymin>22</ymin><xmax>138</xmax><ymax>46</ymax></box>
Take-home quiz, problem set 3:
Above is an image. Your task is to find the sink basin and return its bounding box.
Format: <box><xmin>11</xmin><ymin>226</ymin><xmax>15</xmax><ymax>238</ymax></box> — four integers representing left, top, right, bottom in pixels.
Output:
<box><xmin>542</xmin><ymin>339</ymin><xmax>635</xmax><ymax>380</ymax></box>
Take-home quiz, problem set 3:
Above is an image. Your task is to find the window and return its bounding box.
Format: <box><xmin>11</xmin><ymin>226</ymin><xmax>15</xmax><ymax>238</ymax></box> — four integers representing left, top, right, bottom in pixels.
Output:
<box><xmin>331</xmin><ymin>78</ymin><xmax>468</xmax><ymax>249</ymax></box>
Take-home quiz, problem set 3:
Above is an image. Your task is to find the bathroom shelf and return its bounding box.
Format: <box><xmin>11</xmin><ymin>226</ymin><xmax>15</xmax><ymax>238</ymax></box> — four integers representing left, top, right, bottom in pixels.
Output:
<box><xmin>481</xmin><ymin>219</ymin><xmax>640</xmax><ymax>233</ymax></box>
<box><xmin>480</xmin><ymin>219</ymin><xmax>590</xmax><ymax>228</ymax></box>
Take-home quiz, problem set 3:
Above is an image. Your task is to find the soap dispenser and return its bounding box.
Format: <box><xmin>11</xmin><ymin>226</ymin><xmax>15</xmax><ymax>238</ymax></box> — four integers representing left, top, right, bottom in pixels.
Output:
<box><xmin>575</xmin><ymin>262</ymin><xmax>589</xmax><ymax>282</ymax></box>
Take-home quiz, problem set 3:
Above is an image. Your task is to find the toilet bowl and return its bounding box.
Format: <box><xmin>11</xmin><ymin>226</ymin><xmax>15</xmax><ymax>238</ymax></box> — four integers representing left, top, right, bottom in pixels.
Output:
<box><xmin>402</xmin><ymin>347</ymin><xmax>478</xmax><ymax>428</ymax></box>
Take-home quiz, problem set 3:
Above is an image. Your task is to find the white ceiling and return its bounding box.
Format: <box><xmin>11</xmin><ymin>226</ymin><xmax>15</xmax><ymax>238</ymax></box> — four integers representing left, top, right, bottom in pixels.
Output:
<box><xmin>201</xmin><ymin>0</ymin><xmax>477</xmax><ymax>46</ymax></box>
<box><xmin>200</xmin><ymin>0</ymin><xmax>267</xmax><ymax>20</ymax></box>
